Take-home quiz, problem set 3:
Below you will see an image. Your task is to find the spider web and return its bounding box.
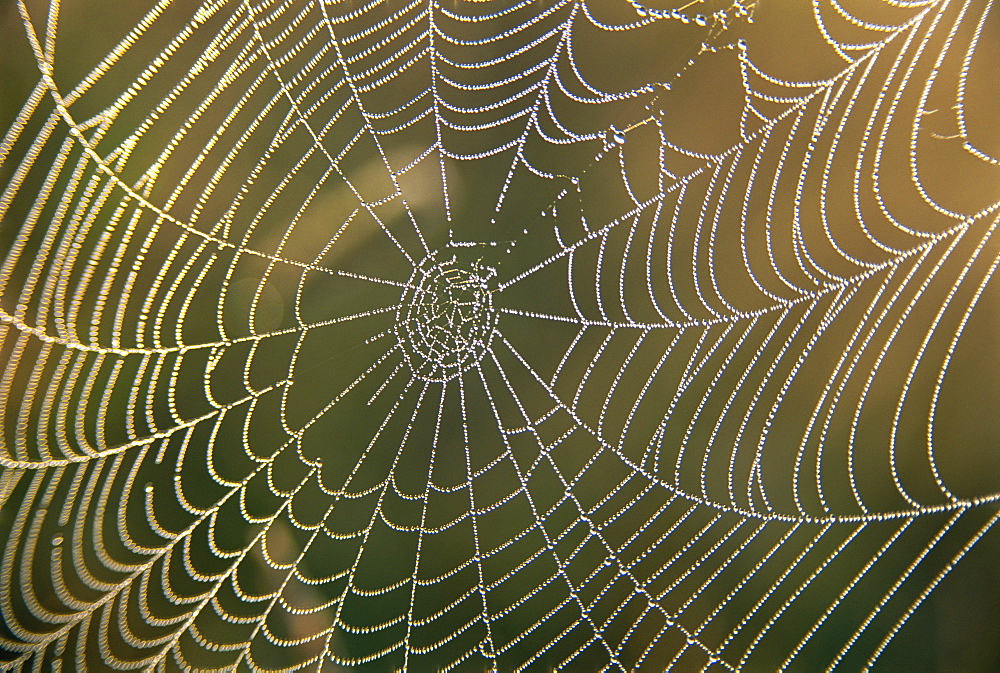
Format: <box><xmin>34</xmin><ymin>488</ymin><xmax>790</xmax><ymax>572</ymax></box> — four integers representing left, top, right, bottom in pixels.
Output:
<box><xmin>1</xmin><ymin>0</ymin><xmax>998</xmax><ymax>669</ymax></box>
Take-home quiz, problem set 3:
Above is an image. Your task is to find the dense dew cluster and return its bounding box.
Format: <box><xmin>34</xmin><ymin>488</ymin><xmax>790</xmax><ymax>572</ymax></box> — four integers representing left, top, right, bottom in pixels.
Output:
<box><xmin>396</xmin><ymin>255</ymin><xmax>498</xmax><ymax>383</ymax></box>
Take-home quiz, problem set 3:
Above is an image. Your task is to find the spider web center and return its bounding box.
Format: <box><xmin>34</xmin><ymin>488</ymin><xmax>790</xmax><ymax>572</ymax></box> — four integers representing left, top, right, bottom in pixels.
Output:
<box><xmin>396</xmin><ymin>254</ymin><xmax>498</xmax><ymax>383</ymax></box>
